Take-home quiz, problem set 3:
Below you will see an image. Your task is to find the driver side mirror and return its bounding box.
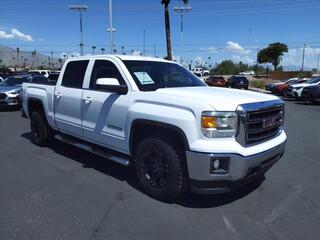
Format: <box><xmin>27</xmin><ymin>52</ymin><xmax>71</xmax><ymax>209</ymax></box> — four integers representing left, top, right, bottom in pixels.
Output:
<box><xmin>96</xmin><ymin>78</ymin><xmax>128</xmax><ymax>95</ymax></box>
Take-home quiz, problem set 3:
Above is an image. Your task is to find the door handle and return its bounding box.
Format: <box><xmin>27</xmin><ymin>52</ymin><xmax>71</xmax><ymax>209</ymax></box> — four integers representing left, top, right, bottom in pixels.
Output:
<box><xmin>83</xmin><ymin>97</ymin><xmax>92</xmax><ymax>103</ymax></box>
<box><xmin>55</xmin><ymin>92</ymin><xmax>62</xmax><ymax>98</ymax></box>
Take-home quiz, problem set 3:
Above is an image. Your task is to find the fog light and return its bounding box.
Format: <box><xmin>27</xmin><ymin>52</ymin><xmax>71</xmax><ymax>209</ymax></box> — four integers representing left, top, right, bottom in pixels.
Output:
<box><xmin>210</xmin><ymin>157</ymin><xmax>230</xmax><ymax>174</ymax></box>
<box><xmin>213</xmin><ymin>159</ymin><xmax>220</xmax><ymax>169</ymax></box>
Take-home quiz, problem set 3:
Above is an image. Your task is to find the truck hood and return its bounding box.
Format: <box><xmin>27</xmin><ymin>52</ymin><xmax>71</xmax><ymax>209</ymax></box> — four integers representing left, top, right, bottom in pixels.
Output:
<box><xmin>156</xmin><ymin>86</ymin><xmax>278</xmax><ymax>111</ymax></box>
<box><xmin>0</xmin><ymin>85</ymin><xmax>21</xmax><ymax>93</ymax></box>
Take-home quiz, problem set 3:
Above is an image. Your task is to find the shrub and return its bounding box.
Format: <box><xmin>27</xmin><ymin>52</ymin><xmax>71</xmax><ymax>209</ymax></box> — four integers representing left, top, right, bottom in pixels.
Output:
<box><xmin>250</xmin><ymin>80</ymin><xmax>265</xmax><ymax>89</ymax></box>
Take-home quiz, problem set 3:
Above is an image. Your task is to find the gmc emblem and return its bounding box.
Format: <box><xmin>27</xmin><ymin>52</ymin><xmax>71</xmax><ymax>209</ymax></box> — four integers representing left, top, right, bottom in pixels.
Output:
<box><xmin>263</xmin><ymin>117</ymin><xmax>277</xmax><ymax>129</ymax></box>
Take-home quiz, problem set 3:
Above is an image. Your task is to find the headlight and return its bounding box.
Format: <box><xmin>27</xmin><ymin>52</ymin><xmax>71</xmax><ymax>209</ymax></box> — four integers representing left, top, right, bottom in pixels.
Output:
<box><xmin>8</xmin><ymin>89</ymin><xmax>21</xmax><ymax>95</ymax></box>
<box><xmin>201</xmin><ymin>111</ymin><xmax>238</xmax><ymax>138</ymax></box>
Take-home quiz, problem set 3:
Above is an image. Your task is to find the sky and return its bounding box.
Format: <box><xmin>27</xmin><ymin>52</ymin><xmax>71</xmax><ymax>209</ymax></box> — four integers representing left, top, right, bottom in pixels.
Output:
<box><xmin>0</xmin><ymin>0</ymin><xmax>320</xmax><ymax>69</ymax></box>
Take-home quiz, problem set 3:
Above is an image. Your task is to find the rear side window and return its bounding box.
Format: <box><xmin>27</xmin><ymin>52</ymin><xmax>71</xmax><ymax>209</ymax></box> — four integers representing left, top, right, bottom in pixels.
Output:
<box><xmin>89</xmin><ymin>60</ymin><xmax>125</xmax><ymax>89</ymax></box>
<box><xmin>62</xmin><ymin>60</ymin><xmax>89</xmax><ymax>88</ymax></box>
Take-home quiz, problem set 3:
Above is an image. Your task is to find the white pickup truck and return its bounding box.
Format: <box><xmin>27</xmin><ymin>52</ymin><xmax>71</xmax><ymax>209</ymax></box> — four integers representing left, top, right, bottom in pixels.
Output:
<box><xmin>22</xmin><ymin>55</ymin><xmax>286</xmax><ymax>200</ymax></box>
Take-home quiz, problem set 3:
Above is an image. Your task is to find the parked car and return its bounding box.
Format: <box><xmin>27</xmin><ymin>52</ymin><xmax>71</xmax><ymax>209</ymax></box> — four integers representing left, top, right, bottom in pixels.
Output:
<box><xmin>205</xmin><ymin>76</ymin><xmax>226</xmax><ymax>87</ymax></box>
<box><xmin>0</xmin><ymin>75</ymin><xmax>51</xmax><ymax>108</ymax></box>
<box><xmin>287</xmin><ymin>77</ymin><xmax>320</xmax><ymax>99</ymax></box>
<box><xmin>0</xmin><ymin>75</ymin><xmax>32</xmax><ymax>107</ymax></box>
<box><xmin>265</xmin><ymin>78</ymin><xmax>298</xmax><ymax>91</ymax></box>
<box><xmin>271</xmin><ymin>78</ymin><xmax>307</xmax><ymax>96</ymax></box>
<box><xmin>193</xmin><ymin>72</ymin><xmax>205</xmax><ymax>82</ymax></box>
<box><xmin>22</xmin><ymin>55</ymin><xmax>286</xmax><ymax>200</ymax></box>
<box><xmin>239</xmin><ymin>70</ymin><xmax>254</xmax><ymax>76</ymax></box>
<box><xmin>227</xmin><ymin>76</ymin><xmax>249</xmax><ymax>89</ymax></box>
<box><xmin>29</xmin><ymin>70</ymin><xmax>51</xmax><ymax>78</ymax></box>
<box><xmin>301</xmin><ymin>85</ymin><xmax>320</xmax><ymax>103</ymax></box>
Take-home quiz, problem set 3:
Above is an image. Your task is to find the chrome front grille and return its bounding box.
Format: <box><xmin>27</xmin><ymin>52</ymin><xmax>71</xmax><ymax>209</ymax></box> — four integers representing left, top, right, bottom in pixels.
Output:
<box><xmin>246</xmin><ymin>106</ymin><xmax>283</xmax><ymax>144</ymax></box>
<box><xmin>236</xmin><ymin>99</ymin><xmax>284</xmax><ymax>146</ymax></box>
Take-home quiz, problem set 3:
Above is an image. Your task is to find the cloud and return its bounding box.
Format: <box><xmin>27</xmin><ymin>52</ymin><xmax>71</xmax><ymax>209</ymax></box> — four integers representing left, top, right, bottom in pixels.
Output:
<box><xmin>232</xmin><ymin>55</ymin><xmax>255</xmax><ymax>64</ymax></box>
<box><xmin>132</xmin><ymin>50</ymin><xmax>142</xmax><ymax>56</ymax></box>
<box><xmin>68</xmin><ymin>52</ymin><xmax>80</xmax><ymax>58</ymax></box>
<box><xmin>226</xmin><ymin>41</ymin><xmax>250</xmax><ymax>54</ymax></box>
<box><xmin>0</xmin><ymin>30</ymin><xmax>14</xmax><ymax>39</ymax></box>
<box><xmin>0</xmin><ymin>28</ymin><xmax>33</xmax><ymax>41</ymax></box>
<box><xmin>282</xmin><ymin>47</ymin><xmax>320</xmax><ymax>70</ymax></box>
<box><xmin>193</xmin><ymin>56</ymin><xmax>207</xmax><ymax>66</ymax></box>
<box><xmin>200</xmin><ymin>46</ymin><xmax>216</xmax><ymax>53</ymax></box>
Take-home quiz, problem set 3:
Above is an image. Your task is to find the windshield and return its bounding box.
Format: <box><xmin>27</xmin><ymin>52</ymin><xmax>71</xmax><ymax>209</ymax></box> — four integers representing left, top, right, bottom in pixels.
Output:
<box><xmin>0</xmin><ymin>76</ymin><xmax>31</xmax><ymax>86</ymax></box>
<box><xmin>123</xmin><ymin>61</ymin><xmax>205</xmax><ymax>91</ymax></box>
<box><xmin>306</xmin><ymin>77</ymin><xmax>320</xmax><ymax>84</ymax></box>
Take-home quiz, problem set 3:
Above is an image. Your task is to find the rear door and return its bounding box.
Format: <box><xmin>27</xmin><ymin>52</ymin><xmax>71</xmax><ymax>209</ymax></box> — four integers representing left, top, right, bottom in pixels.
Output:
<box><xmin>54</xmin><ymin>60</ymin><xmax>89</xmax><ymax>137</ymax></box>
<box><xmin>81</xmin><ymin>59</ymin><xmax>130</xmax><ymax>152</ymax></box>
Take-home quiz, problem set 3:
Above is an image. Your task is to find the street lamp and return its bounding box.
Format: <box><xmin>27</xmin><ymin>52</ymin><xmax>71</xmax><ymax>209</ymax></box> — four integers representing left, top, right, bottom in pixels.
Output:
<box><xmin>69</xmin><ymin>4</ymin><xmax>88</xmax><ymax>56</ymax></box>
<box><xmin>107</xmin><ymin>27</ymin><xmax>116</xmax><ymax>53</ymax></box>
<box><xmin>173</xmin><ymin>5</ymin><xmax>192</xmax><ymax>62</ymax></box>
<box><xmin>108</xmin><ymin>0</ymin><xmax>115</xmax><ymax>54</ymax></box>
<box><xmin>317</xmin><ymin>53</ymin><xmax>320</xmax><ymax>74</ymax></box>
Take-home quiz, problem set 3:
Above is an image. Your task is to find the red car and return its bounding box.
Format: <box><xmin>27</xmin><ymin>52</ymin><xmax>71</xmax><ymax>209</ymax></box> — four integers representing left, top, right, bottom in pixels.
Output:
<box><xmin>271</xmin><ymin>78</ymin><xmax>307</xmax><ymax>96</ymax></box>
<box><xmin>206</xmin><ymin>76</ymin><xmax>226</xmax><ymax>87</ymax></box>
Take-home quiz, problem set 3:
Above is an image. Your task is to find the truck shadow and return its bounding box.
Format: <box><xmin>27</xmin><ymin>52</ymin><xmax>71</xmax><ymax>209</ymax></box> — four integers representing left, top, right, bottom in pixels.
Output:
<box><xmin>21</xmin><ymin>132</ymin><xmax>264</xmax><ymax>208</ymax></box>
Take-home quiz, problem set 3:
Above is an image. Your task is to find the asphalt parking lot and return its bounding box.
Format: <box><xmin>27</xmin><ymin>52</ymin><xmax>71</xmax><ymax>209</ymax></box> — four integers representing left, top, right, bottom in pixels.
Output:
<box><xmin>0</xmin><ymin>100</ymin><xmax>319</xmax><ymax>240</ymax></box>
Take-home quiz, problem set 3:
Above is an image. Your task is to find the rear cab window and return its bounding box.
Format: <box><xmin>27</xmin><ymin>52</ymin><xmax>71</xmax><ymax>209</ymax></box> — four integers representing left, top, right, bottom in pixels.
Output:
<box><xmin>61</xmin><ymin>60</ymin><xmax>89</xmax><ymax>88</ymax></box>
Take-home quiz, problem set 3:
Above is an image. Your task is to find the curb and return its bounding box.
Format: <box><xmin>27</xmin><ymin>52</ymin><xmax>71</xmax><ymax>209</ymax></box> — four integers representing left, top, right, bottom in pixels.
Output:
<box><xmin>249</xmin><ymin>87</ymin><xmax>270</xmax><ymax>94</ymax></box>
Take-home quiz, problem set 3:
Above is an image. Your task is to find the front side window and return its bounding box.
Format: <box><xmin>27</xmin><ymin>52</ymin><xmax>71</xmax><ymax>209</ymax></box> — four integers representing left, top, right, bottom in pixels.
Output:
<box><xmin>123</xmin><ymin>61</ymin><xmax>205</xmax><ymax>91</ymax></box>
<box><xmin>61</xmin><ymin>60</ymin><xmax>89</xmax><ymax>88</ymax></box>
<box><xmin>89</xmin><ymin>60</ymin><xmax>125</xmax><ymax>89</ymax></box>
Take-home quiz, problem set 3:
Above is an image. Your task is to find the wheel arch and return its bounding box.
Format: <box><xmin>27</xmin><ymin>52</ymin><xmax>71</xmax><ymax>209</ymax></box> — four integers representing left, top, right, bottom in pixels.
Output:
<box><xmin>129</xmin><ymin>119</ymin><xmax>190</xmax><ymax>157</ymax></box>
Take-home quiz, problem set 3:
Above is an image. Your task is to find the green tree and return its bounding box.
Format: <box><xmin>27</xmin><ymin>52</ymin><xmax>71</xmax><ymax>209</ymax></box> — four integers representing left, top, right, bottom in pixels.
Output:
<box><xmin>161</xmin><ymin>0</ymin><xmax>189</xmax><ymax>60</ymax></box>
<box><xmin>210</xmin><ymin>60</ymin><xmax>237</xmax><ymax>75</ymax></box>
<box><xmin>258</xmin><ymin>42</ymin><xmax>288</xmax><ymax>70</ymax></box>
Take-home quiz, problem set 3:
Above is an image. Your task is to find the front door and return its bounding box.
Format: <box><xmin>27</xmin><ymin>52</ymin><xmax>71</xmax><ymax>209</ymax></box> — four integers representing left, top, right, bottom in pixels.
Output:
<box><xmin>81</xmin><ymin>59</ymin><xmax>130</xmax><ymax>152</ymax></box>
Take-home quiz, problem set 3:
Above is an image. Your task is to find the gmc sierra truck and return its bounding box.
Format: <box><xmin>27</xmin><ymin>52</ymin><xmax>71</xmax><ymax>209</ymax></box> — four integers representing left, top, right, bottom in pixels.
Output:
<box><xmin>22</xmin><ymin>55</ymin><xmax>286</xmax><ymax>200</ymax></box>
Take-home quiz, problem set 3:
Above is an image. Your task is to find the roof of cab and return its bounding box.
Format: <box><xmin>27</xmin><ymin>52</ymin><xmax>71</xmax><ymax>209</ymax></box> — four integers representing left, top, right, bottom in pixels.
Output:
<box><xmin>65</xmin><ymin>54</ymin><xmax>172</xmax><ymax>63</ymax></box>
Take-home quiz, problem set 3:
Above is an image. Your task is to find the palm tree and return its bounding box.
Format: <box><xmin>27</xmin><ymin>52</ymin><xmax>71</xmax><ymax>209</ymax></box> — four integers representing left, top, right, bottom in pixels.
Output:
<box><xmin>101</xmin><ymin>48</ymin><xmax>105</xmax><ymax>54</ymax></box>
<box><xmin>161</xmin><ymin>0</ymin><xmax>189</xmax><ymax>60</ymax></box>
<box><xmin>92</xmin><ymin>46</ymin><xmax>96</xmax><ymax>55</ymax></box>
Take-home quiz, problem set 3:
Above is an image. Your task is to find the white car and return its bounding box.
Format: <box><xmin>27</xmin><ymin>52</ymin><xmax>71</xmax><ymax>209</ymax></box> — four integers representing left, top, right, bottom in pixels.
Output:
<box><xmin>29</xmin><ymin>70</ymin><xmax>51</xmax><ymax>78</ymax></box>
<box><xmin>239</xmin><ymin>71</ymin><xmax>254</xmax><ymax>76</ymax></box>
<box><xmin>287</xmin><ymin>77</ymin><xmax>320</xmax><ymax>99</ymax></box>
<box><xmin>22</xmin><ymin>55</ymin><xmax>286</xmax><ymax>200</ymax></box>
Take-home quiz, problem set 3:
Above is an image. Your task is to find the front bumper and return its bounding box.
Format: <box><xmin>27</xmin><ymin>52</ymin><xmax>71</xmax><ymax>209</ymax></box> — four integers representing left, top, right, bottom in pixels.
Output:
<box><xmin>0</xmin><ymin>94</ymin><xmax>20</xmax><ymax>106</ymax></box>
<box><xmin>186</xmin><ymin>141</ymin><xmax>286</xmax><ymax>194</ymax></box>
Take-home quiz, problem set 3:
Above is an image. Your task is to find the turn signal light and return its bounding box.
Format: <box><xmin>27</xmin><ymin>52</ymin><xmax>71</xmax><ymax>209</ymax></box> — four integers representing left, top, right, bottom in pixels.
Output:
<box><xmin>201</xmin><ymin>116</ymin><xmax>217</xmax><ymax>128</ymax></box>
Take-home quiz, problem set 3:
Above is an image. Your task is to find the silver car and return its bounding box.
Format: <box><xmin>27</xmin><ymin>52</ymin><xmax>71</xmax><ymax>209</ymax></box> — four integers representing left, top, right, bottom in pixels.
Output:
<box><xmin>0</xmin><ymin>75</ymin><xmax>32</xmax><ymax>107</ymax></box>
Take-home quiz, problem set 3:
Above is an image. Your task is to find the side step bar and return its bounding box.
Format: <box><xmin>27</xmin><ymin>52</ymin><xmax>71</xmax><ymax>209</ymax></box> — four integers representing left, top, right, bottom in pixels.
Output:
<box><xmin>55</xmin><ymin>133</ymin><xmax>130</xmax><ymax>166</ymax></box>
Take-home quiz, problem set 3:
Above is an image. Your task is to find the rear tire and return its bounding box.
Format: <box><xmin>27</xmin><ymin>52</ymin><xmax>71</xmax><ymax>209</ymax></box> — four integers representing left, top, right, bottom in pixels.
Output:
<box><xmin>30</xmin><ymin>111</ymin><xmax>54</xmax><ymax>146</ymax></box>
<box><xmin>134</xmin><ymin>137</ymin><xmax>188</xmax><ymax>200</ymax></box>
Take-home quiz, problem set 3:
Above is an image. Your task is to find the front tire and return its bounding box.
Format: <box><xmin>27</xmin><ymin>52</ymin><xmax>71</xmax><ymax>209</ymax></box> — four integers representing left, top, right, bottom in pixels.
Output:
<box><xmin>30</xmin><ymin>111</ymin><xmax>54</xmax><ymax>146</ymax></box>
<box><xmin>134</xmin><ymin>137</ymin><xmax>188</xmax><ymax>200</ymax></box>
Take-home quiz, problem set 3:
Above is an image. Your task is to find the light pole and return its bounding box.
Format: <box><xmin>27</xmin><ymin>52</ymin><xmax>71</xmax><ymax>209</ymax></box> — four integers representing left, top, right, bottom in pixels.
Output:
<box><xmin>173</xmin><ymin>5</ymin><xmax>192</xmax><ymax>62</ymax></box>
<box><xmin>69</xmin><ymin>5</ymin><xmax>88</xmax><ymax>56</ymax></box>
<box><xmin>317</xmin><ymin>53</ymin><xmax>320</xmax><ymax>74</ymax></box>
<box><xmin>250</xmin><ymin>28</ymin><xmax>259</xmax><ymax>75</ymax></box>
<box><xmin>50</xmin><ymin>51</ymin><xmax>53</xmax><ymax>68</ymax></box>
<box><xmin>16</xmin><ymin>48</ymin><xmax>20</xmax><ymax>69</ymax></box>
<box><xmin>108</xmin><ymin>0</ymin><xmax>115</xmax><ymax>54</ymax></box>
<box><xmin>301</xmin><ymin>43</ymin><xmax>306</xmax><ymax>71</ymax></box>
